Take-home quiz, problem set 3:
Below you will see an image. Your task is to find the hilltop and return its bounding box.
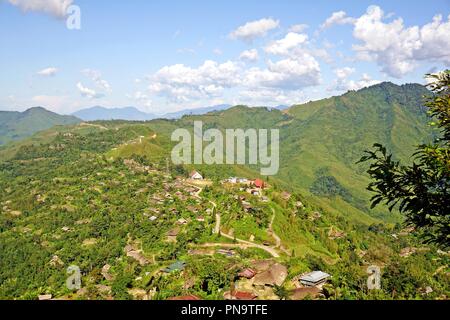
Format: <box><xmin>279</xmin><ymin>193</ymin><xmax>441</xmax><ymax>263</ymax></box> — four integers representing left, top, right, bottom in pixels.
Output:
<box><xmin>0</xmin><ymin>107</ymin><xmax>81</xmax><ymax>146</ymax></box>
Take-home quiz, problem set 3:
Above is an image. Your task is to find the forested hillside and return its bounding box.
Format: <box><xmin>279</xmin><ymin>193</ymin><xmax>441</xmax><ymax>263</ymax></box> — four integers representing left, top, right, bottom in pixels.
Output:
<box><xmin>0</xmin><ymin>82</ymin><xmax>447</xmax><ymax>300</ymax></box>
<box><xmin>0</xmin><ymin>107</ymin><xmax>81</xmax><ymax>146</ymax></box>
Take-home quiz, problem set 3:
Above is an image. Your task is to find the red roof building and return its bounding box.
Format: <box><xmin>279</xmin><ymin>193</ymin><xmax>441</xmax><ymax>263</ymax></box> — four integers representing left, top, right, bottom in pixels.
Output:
<box><xmin>233</xmin><ymin>291</ymin><xmax>258</xmax><ymax>300</ymax></box>
<box><xmin>253</xmin><ymin>179</ymin><xmax>265</xmax><ymax>189</ymax></box>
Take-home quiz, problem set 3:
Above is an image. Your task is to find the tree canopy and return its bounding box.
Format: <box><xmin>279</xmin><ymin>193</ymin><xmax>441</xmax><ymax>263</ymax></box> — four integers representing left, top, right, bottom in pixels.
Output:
<box><xmin>360</xmin><ymin>70</ymin><xmax>450</xmax><ymax>248</ymax></box>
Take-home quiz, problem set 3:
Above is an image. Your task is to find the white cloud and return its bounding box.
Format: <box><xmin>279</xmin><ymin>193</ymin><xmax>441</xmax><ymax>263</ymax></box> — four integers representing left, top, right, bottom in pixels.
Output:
<box><xmin>413</xmin><ymin>14</ymin><xmax>450</xmax><ymax>64</ymax></box>
<box><xmin>213</xmin><ymin>48</ymin><xmax>223</xmax><ymax>55</ymax></box>
<box><xmin>263</xmin><ymin>32</ymin><xmax>333</xmax><ymax>64</ymax></box>
<box><xmin>352</xmin><ymin>6</ymin><xmax>450</xmax><ymax>78</ymax></box>
<box><xmin>7</xmin><ymin>0</ymin><xmax>73</xmax><ymax>18</ymax></box>
<box><xmin>334</xmin><ymin>67</ymin><xmax>355</xmax><ymax>79</ymax></box>
<box><xmin>37</xmin><ymin>67</ymin><xmax>58</xmax><ymax>77</ymax></box>
<box><xmin>346</xmin><ymin>73</ymin><xmax>381</xmax><ymax>90</ymax></box>
<box><xmin>321</xmin><ymin>11</ymin><xmax>356</xmax><ymax>30</ymax></box>
<box><xmin>265</xmin><ymin>32</ymin><xmax>308</xmax><ymax>56</ymax></box>
<box><xmin>238</xmin><ymin>88</ymin><xmax>305</xmax><ymax>106</ymax></box>
<box><xmin>329</xmin><ymin>70</ymin><xmax>380</xmax><ymax>92</ymax></box>
<box><xmin>289</xmin><ymin>24</ymin><xmax>308</xmax><ymax>33</ymax></box>
<box><xmin>127</xmin><ymin>91</ymin><xmax>152</xmax><ymax>108</ymax></box>
<box><xmin>145</xmin><ymin>52</ymin><xmax>321</xmax><ymax>105</ymax></box>
<box><xmin>148</xmin><ymin>60</ymin><xmax>240</xmax><ymax>103</ymax></box>
<box><xmin>81</xmin><ymin>69</ymin><xmax>112</xmax><ymax>92</ymax></box>
<box><xmin>230</xmin><ymin>18</ymin><xmax>279</xmax><ymax>42</ymax></box>
<box><xmin>245</xmin><ymin>55</ymin><xmax>321</xmax><ymax>90</ymax></box>
<box><xmin>239</xmin><ymin>49</ymin><xmax>259</xmax><ymax>62</ymax></box>
<box><xmin>77</xmin><ymin>82</ymin><xmax>104</xmax><ymax>99</ymax></box>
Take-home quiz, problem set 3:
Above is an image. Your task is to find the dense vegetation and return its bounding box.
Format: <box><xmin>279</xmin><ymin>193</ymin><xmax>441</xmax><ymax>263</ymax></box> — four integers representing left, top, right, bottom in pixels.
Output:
<box><xmin>361</xmin><ymin>71</ymin><xmax>450</xmax><ymax>248</ymax></box>
<box><xmin>0</xmin><ymin>107</ymin><xmax>80</xmax><ymax>146</ymax></box>
<box><xmin>0</xmin><ymin>82</ymin><xmax>448</xmax><ymax>300</ymax></box>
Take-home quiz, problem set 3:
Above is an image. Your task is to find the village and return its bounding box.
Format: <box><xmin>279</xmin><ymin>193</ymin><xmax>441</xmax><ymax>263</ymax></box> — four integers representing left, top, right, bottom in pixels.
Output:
<box><xmin>33</xmin><ymin>158</ymin><xmax>333</xmax><ymax>301</ymax></box>
<box><xmin>28</xmin><ymin>152</ymin><xmax>443</xmax><ymax>302</ymax></box>
<box><xmin>110</xmin><ymin>164</ymin><xmax>333</xmax><ymax>301</ymax></box>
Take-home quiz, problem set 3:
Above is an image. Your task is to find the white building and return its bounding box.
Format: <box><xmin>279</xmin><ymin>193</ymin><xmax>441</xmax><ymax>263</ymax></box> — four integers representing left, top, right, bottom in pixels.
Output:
<box><xmin>299</xmin><ymin>271</ymin><xmax>331</xmax><ymax>287</ymax></box>
<box><xmin>190</xmin><ymin>171</ymin><xmax>203</xmax><ymax>180</ymax></box>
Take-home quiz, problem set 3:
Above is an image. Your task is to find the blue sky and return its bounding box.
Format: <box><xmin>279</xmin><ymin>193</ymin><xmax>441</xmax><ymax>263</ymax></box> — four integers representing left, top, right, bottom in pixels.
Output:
<box><xmin>0</xmin><ymin>0</ymin><xmax>449</xmax><ymax>115</ymax></box>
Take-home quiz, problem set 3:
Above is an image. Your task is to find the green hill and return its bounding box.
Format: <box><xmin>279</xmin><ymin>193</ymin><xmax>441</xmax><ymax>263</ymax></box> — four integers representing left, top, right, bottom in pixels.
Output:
<box><xmin>0</xmin><ymin>107</ymin><xmax>81</xmax><ymax>146</ymax></box>
<box><xmin>159</xmin><ymin>82</ymin><xmax>433</xmax><ymax>223</ymax></box>
<box><xmin>0</xmin><ymin>83</ymin><xmax>434</xmax><ymax>225</ymax></box>
<box><xmin>0</xmin><ymin>82</ymin><xmax>447</xmax><ymax>300</ymax></box>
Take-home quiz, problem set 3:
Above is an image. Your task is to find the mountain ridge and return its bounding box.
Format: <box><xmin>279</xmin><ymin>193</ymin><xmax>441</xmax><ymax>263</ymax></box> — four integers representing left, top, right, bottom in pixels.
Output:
<box><xmin>71</xmin><ymin>104</ymin><xmax>233</xmax><ymax>121</ymax></box>
<box><xmin>0</xmin><ymin>107</ymin><xmax>81</xmax><ymax>146</ymax></box>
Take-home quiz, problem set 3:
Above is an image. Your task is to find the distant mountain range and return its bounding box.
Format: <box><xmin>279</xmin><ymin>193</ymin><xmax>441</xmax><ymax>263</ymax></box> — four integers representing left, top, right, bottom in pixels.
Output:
<box><xmin>72</xmin><ymin>106</ymin><xmax>156</xmax><ymax>121</ymax></box>
<box><xmin>162</xmin><ymin>104</ymin><xmax>232</xmax><ymax>119</ymax></box>
<box><xmin>0</xmin><ymin>107</ymin><xmax>80</xmax><ymax>146</ymax></box>
<box><xmin>72</xmin><ymin>104</ymin><xmax>233</xmax><ymax>121</ymax></box>
<box><xmin>0</xmin><ymin>104</ymin><xmax>234</xmax><ymax>145</ymax></box>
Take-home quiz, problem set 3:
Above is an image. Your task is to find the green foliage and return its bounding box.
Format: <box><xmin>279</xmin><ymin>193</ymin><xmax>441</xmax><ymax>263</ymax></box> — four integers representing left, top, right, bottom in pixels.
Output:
<box><xmin>0</xmin><ymin>82</ymin><xmax>448</xmax><ymax>300</ymax></box>
<box><xmin>360</xmin><ymin>71</ymin><xmax>450</xmax><ymax>248</ymax></box>
<box><xmin>0</xmin><ymin>107</ymin><xmax>80</xmax><ymax>145</ymax></box>
<box><xmin>310</xmin><ymin>175</ymin><xmax>352</xmax><ymax>201</ymax></box>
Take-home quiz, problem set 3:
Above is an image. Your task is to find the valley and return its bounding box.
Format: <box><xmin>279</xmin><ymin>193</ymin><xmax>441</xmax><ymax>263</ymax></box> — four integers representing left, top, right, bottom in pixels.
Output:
<box><xmin>0</xmin><ymin>82</ymin><xmax>448</xmax><ymax>300</ymax></box>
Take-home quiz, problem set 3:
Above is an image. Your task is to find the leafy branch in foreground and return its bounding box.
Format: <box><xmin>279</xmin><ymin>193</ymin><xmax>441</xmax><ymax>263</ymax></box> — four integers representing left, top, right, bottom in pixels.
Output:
<box><xmin>359</xmin><ymin>70</ymin><xmax>450</xmax><ymax>249</ymax></box>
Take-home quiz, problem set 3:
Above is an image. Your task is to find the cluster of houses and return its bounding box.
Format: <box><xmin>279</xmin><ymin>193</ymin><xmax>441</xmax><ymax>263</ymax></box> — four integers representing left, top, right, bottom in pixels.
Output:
<box><xmin>223</xmin><ymin>259</ymin><xmax>331</xmax><ymax>300</ymax></box>
<box><xmin>224</xmin><ymin>176</ymin><xmax>267</xmax><ymax>189</ymax></box>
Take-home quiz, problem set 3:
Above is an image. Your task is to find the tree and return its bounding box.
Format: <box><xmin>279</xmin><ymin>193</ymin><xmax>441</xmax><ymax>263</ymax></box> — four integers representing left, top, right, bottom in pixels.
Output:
<box><xmin>359</xmin><ymin>70</ymin><xmax>450</xmax><ymax>248</ymax></box>
<box><xmin>274</xmin><ymin>285</ymin><xmax>290</xmax><ymax>300</ymax></box>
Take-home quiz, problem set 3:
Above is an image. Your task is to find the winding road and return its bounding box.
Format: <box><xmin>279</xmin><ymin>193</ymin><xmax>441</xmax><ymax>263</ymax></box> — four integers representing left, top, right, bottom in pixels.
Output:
<box><xmin>186</xmin><ymin>182</ymin><xmax>286</xmax><ymax>258</ymax></box>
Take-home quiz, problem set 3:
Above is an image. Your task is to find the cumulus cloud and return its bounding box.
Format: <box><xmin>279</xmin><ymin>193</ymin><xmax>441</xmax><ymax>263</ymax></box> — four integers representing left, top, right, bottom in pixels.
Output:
<box><xmin>346</xmin><ymin>73</ymin><xmax>381</xmax><ymax>90</ymax></box>
<box><xmin>81</xmin><ymin>69</ymin><xmax>112</xmax><ymax>92</ymax></box>
<box><xmin>7</xmin><ymin>0</ymin><xmax>73</xmax><ymax>18</ymax></box>
<box><xmin>229</xmin><ymin>18</ymin><xmax>279</xmax><ymax>42</ymax></box>
<box><xmin>239</xmin><ymin>49</ymin><xmax>259</xmax><ymax>62</ymax></box>
<box><xmin>238</xmin><ymin>88</ymin><xmax>305</xmax><ymax>106</ymax></box>
<box><xmin>37</xmin><ymin>67</ymin><xmax>58</xmax><ymax>76</ymax></box>
<box><xmin>77</xmin><ymin>82</ymin><xmax>104</xmax><ymax>99</ymax></box>
<box><xmin>265</xmin><ymin>32</ymin><xmax>308</xmax><ymax>56</ymax></box>
<box><xmin>321</xmin><ymin>11</ymin><xmax>356</xmax><ymax>30</ymax></box>
<box><xmin>145</xmin><ymin>52</ymin><xmax>321</xmax><ymax>105</ymax></box>
<box><xmin>262</xmin><ymin>31</ymin><xmax>333</xmax><ymax>64</ymax></box>
<box><xmin>352</xmin><ymin>6</ymin><xmax>450</xmax><ymax>78</ymax></box>
<box><xmin>289</xmin><ymin>24</ymin><xmax>308</xmax><ymax>33</ymax></box>
<box><xmin>334</xmin><ymin>67</ymin><xmax>355</xmax><ymax>79</ymax></box>
<box><xmin>245</xmin><ymin>55</ymin><xmax>321</xmax><ymax>90</ymax></box>
<box><xmin>329</xmin><ymin>68</ymin><xmax>380</xmax><ymax>92</ymax></box>
<box><xmin>147</xmin><ymin>60</ymin><xmax>240</xmax><ymax>103</ymax></box>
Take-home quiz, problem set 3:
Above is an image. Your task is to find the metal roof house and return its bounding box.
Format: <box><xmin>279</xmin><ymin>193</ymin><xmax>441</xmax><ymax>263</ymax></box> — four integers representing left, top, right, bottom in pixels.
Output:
<box><xmin>299</xmin><ymin>271</ymin><xmax>331</xmax><ymax>287</ymax></box>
